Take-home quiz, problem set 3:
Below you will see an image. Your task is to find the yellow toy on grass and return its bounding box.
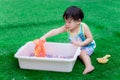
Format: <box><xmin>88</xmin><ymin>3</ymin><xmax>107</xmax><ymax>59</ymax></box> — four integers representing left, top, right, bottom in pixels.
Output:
<box><xmin>97</xmin><ymin>54</ymin><xmax>111</xmax><ymax>64</ymax></box>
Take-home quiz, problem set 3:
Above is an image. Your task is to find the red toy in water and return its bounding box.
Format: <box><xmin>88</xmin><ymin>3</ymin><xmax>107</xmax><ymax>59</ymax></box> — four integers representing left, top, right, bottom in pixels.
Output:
<box><xmin>34</xmin><ymin>39</ymin><xmax>46</xmax><ymax>57</ymax></box>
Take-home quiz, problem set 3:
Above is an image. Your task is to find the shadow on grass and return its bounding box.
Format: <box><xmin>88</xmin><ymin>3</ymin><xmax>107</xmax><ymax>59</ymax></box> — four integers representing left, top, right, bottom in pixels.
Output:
<box><xmin>0</xmin><ymin>19</ymin><xmax>63</xmax><ymax>29</ymax></box>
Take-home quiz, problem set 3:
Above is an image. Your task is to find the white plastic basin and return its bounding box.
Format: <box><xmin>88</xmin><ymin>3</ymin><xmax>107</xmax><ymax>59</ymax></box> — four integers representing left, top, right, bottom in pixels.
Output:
<box><xmin>15</xmin><ymin>41</ymin><xmax>80</xmax><ymax>72</ymax></box>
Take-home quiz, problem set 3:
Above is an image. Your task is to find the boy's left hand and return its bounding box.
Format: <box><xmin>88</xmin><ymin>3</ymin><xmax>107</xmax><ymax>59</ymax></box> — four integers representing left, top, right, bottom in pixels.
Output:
<box><xmin>71</xmin><ymin>41</ymin><xmax>82</xmax><ymax>47</ymax></box>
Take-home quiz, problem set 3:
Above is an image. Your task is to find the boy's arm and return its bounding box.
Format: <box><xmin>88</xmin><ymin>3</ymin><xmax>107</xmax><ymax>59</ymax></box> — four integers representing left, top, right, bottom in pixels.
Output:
<box><xmin>72</xmin><ymin>23</ymin><xmax>93</xmax><ymax>47</ymax></box>
<box><xmin>81</xmin><ymin>24</ymin><xmax>93</xmax><ymax>46</ymax></box>
<box><xmin>40</xmin><ymin>25</ymin><xmax>66</xmax><ymax>40</ymax></box>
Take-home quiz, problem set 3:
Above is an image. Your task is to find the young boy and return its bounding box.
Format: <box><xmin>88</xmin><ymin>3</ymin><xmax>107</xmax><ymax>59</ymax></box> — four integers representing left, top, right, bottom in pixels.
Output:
<box><xmin>35</xmin><ymin>6</ymin><xmax>96</xmax><ymax>74</ymax></box>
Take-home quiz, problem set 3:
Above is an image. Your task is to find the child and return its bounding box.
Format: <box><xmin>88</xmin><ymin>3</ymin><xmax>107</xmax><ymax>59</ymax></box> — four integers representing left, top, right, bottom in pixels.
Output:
<box><xmin>37</xmin><ymin>6</ymin><xmax>96</xmax><ymax>74</ymax></box>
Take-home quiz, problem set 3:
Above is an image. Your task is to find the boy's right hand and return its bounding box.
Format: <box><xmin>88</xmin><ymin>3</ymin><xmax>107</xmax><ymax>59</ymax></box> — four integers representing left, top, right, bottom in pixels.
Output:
<box><xmin>33</xmin><ymin>38</ymin><xmax>46</xmax><ymax>44</ymax></box>
<box><xmin>40</xmin><ymin>36</ymin><xmax>46</xmax><ymax>41</ymax></box>
<box><xmin>33</xmin><ymin>39</ymin><xmax>40</xmax><ymax>44</ymax></box>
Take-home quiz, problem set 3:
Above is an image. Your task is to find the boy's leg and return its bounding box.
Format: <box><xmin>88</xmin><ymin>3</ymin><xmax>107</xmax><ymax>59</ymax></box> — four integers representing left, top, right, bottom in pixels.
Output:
<box><xmin>79</xmin><ymin>50</ymin><xmax>94</xmax><ymax>74</ymax></box>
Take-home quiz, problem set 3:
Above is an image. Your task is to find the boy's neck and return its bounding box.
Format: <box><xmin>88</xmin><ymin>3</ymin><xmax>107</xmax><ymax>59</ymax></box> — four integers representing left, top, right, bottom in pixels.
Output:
<box><xmin>70</xmin><ymin>23</ymin><xmax>81</xmax><ymax>33</ymax></box>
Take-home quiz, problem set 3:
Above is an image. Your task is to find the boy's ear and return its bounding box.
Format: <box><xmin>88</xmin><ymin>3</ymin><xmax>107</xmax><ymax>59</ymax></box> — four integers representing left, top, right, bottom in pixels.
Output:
<box><xmin>77</xmin><ymin>19</ymin><xmax>81</xmax><ymax>24</ymax></box>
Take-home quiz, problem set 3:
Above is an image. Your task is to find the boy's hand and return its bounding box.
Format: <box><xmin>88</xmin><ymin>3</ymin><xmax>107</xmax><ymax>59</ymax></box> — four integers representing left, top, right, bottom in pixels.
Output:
<box><xmin>33</xmin><ymin>39</ymin><xmax>46</xmax><ymax>44</ymax></box>
<box><xmin>72</xmin><ymin>41</ymin><xmax>82</xmax><ymax>47</ymax></box>
<box><xmin>40</xmin><ymin>37</ymin><xmax>46</xmax><ymax>41</ymax></box>
<box><xmin>33</xmin><ymin>39</ymin><xmax>40</xmax><ymax>44</ymax></box>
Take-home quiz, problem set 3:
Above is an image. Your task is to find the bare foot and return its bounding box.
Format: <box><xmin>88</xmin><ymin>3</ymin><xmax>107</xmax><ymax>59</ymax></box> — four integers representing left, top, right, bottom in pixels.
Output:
<box><xmin>83</xmin><ymin>66</ymin><xmax>95</xmax><ymax>74</ymax></box>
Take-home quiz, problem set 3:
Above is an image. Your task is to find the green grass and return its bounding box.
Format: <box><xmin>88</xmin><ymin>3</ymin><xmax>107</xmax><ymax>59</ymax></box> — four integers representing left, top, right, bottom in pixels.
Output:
<box><xmin>0</xmin><ymin>0</ymin><xmax>120</xmax><ymax>80</ymax></box>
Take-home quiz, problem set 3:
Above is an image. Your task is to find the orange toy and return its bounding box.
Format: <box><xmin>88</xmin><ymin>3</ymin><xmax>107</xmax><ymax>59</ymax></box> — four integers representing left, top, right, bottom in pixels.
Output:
<box><xmin>97</xmin><ymin>54</ymin><xmax>111</xmax><ymax>64</ymax></box>
<box><xmin>34</xmin><ymin>39</ymin><xmax>46</xmax><ymax>57</ymax></box>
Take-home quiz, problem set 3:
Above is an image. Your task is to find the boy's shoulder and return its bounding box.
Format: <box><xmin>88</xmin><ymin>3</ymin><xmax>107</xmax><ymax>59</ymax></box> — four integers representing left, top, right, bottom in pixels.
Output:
<box><xmin>81</xmin><ymin>22</ymin><xmax>88</xmax><ymax>28</ymax></box>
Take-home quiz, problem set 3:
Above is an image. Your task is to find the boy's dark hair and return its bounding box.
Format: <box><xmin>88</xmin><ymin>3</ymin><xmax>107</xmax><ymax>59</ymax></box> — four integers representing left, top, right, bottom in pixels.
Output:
<box><xmin>63</xmin><ymin>6</ymin><xmax>84</xmax><ymax>21</ymax></box>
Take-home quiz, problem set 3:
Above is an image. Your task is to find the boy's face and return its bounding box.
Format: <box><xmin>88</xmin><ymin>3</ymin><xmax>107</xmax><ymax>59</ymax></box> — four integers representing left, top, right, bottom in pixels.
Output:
<box><xmin>64</xmin><ymin>18</ymin><xmax>80</xmax><ymax>30</ymax></box>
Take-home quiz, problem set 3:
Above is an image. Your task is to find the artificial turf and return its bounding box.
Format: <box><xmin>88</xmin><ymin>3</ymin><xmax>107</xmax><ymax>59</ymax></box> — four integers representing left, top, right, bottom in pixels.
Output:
<box><xmin>0</xmin><ymin>0</ymin><xmax>120</xmax><ymax>80</ymax></box>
